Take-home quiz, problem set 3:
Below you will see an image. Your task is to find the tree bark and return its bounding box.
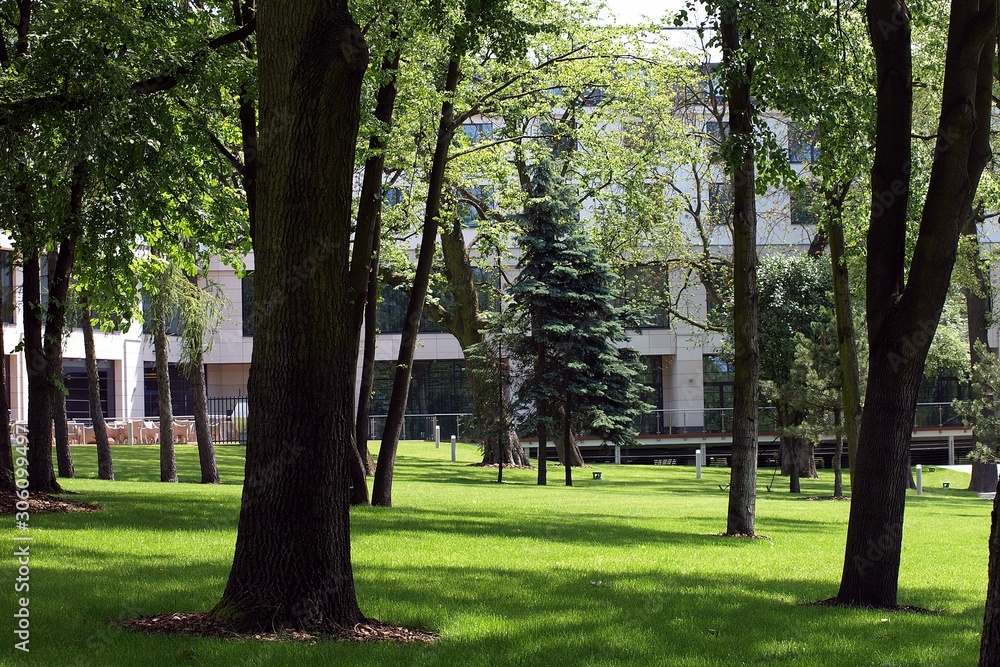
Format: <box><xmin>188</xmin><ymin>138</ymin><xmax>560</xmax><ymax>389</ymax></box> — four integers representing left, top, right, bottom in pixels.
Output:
<box><xmin>372</xmin><ymin>55</ymin><xmax>462</xmax><ymax>508</ymax></box>
<box><xmin>52</xmin><ymin>355</ymin><xmax>74</xmax><ymax>479</ymax></box>
<box><xmin>355</xmin><ymin>258</ymin><xmax>379</xmax><ymax>478</ymax></box>
<box><xmin>962</xmin><ymin>215</ymin><xmax>997</xmax><ymax>496</ymax></box>
<box><xmin>0</xmin><ymin>318</ymin><xmax>14</xmax><ymax>495</ymax></box>
<box><xmin>982</xmin><ymin>482</ymin><xmax>1000</xmax><ymax>666</ymax></box>
<box><xmin>833</xmin><ymin>409</ymin><xmax>844</xmax><ymax>498</ymax></box>
<box><xmin>839</xmin><ymin>0</ymin><xmax>995</xmax><ymax>608</ymax></box>
<box><xmin>721</xmin><ymin>5</ymin><xmax>759</xmax><ymax>536</ymax></box>
<box><xmin>152</xmin><ymin>288</ymin><xmax>177</xmax><ymax>483</ymax></box>
<box><xmin>779</xmin><ymin>435</ymin><xmax>818</xmax><ymax>479</ymax></box>
<box><xmin>826</xmin><ymin>187</ymin><xmax>862</xmax><ymax>470</ymax></box>
<box><xmin>23</xmin><ymin>251</ymin><xmax>58</xmax><ymax>493</ymax></box>
<box><xmin>563</xmin><ymin>399</ymin><xmax>573</xmax><ymax>487</ymax></box>
<box><xmin>210</xmin><ymin>0</ymin><xmax>369</xmax><ymax>631</ymax></box>
<box><xmin>190</xmin><ymin>349</ymin><xmax>219</xmax><ymax>484</ymax></box>
<box><xmin>537</xmin><ymin>418</ymin><xmax>548</xmax><ymax>486</ymax></box>
<box><xmin>82</xmin><ymin>301</ymin><xmax>113</xmax><ymax>480</ymax></box>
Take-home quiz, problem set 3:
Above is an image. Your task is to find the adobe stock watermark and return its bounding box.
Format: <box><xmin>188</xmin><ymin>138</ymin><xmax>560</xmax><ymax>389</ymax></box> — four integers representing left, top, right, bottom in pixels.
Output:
<box><xmin>11</xmin><ymin>433</ymin><xmax>31</xmax><ymax>653</ymax></box>
<box><xmin>852</xmin><ymin>521</ymin><xmax>904</xmax><ymax>577</ymax></box>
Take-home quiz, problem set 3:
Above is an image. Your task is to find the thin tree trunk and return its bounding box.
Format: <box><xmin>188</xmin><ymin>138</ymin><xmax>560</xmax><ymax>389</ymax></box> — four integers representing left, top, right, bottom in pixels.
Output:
<box><xmin>840</xmin><ymin>0</ymin><xmax>994</xmax><ymax>608</ymax></box>
<box><xmin>788</xmin><ymin>439</ymin><xmax>801</xmax><ymax>494</ymax></box>
<box><xmin>210</xmin><ymin>0</ymin><xmax>369</xmax><ymax>631</ymax></box>
<box><xmin>82</xmin><ymin>302</ymin><xmax>113</xmax><ymax>480</ymax></box>
<box><xmin>0</xmin><ymin>318</ymin><xmax>14</xmax><ymax>495</ymax></box>
<box><xmin>372</xmin><ymin>55</ymin><xmax>462</xmax><ymax>508</ymax></box>
<box><xmin>190</xmin><ymin>349</ymin><xmax>219</xmax><ymax>484</ymax></box>
<box><xmin>355</xmin><ymin>259</ymin><xmax>379</xmax><ymax>477</ymax></box>
<box><xmin>826</xmin><ymin>188</ymin><xmax>862</xmax><ymax>470</ymax></box>
<box><xmin>563</xmin><ymin>400</ymin><xmax>573</xmax><ymax>487</ymax></box>
<box><xmin>833</xmin><ymin>409</ymin><xmax>844</xmax><ymax>498</ymax></box>
<box><xmin>152</xmin><ymin>290</ymin><xmax>177</xmax><ymax>483</ymax></box>
<box><xmin>51</xmin><ymin>332</ymin><xmax>74</xmax><ymax>479</ymax></box>
<box><xmin>721</xmin><ymin>5</ymin><xmax>759</xmax><ymax>537</ymax></box>
<box><xmin>537</xmin><ymin>419</ymin><xmax>548</xmax><ymax>486</ymax></box>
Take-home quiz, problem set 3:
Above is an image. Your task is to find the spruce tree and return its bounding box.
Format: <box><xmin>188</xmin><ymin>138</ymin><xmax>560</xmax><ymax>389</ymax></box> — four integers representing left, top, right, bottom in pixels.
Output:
<box><xmin>509</xmin><ymin>161</ymin><xmax>649</xmax><ymax>487</ymax></box>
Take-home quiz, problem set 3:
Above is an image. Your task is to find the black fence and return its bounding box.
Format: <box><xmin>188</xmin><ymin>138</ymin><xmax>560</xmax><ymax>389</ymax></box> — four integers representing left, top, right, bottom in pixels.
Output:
<box><xmin>206</xmin><ymin>395</ymin><xmax>245</xmax><ymax>444</ymax></box>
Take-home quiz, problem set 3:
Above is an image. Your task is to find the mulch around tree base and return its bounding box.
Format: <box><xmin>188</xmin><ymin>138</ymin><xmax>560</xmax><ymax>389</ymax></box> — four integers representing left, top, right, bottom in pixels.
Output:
<box><xmin>797</xmin><ymin>495</ymin><xmax>851</xmax><ymax>501</ymax></box>
<box><xmin>470</xmin><ymin>463</ymin><xmax>534</xmax><ymax>470</ymax></box>
<box><xmin>714</xmin><ymin>532</ymin><xmax>773</xmax><ymax>540</ymax></box>
<box><xmin>807</xmin><ymin>598</ymin><xmax>939</xmax><ymax>614</ymax></box>
<box><xmin>121</xmin><ymin>613</ymin><xmax>440</xmax><ymax>643</ymax></box>
<box><xmin>0</xmin><ymin>492</ymin><xmax>101</xmax><ymax>515</ymax></box>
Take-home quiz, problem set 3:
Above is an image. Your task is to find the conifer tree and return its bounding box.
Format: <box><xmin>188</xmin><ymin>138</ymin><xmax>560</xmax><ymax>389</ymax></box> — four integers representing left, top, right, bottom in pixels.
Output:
<box><xmin>508</xmin><ymin>161</ymin><xmax>649</xmax><ymax>487</ymax></box>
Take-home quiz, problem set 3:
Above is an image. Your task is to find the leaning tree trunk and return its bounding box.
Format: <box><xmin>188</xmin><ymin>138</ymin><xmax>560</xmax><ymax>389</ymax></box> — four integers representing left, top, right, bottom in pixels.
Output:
<box><xmin>82</xmin><ymin>303</ymin><xmax>113</xmax><ymax>480</ymax></box>
<box><xmin>372</xmin><ymin>55</ymin><xmax>462</xmax><ymax>508</ymax></box>
<box><xmin>52</xmin><ymin>350</ymin><xmax>74</xmax><ymax>479</ymax></box>
<box><xmin>721</xmin><ymin>5</ymin><xmax>759</xmax><ymax>537</ymax></box>
<box><xmin>354</xmin><ymin>262</ymin><xmax>379</xmax><ymax>477</ymax></box>
<box><xmin>0</xmin><ymin>317</ymin><xmax>14</xmax><ymax>495</ymax></box>
<box><xmin>209</xmin><ymin>0</ymin><xmax>369</xmax><ymax>631</ymax></box>
<box><xmin>151</xmin><ymin>293</ymin><xmax>178</xmax><ymax>483</ymax></box>
<box><xmin>839</xmin><ymin>0</ymin><xmax>994</xmax><ymax>609</ymax></box>
<box><xmin>190</xmin><ymin>347</ymin><xmax>220</xmax><ymax>484</ymax></box>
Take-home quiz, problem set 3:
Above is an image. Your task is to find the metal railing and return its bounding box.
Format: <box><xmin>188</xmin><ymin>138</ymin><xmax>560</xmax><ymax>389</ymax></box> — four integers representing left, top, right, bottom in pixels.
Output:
<box><xmin>365</xmin><ymin>413</ymin><xmax>472</xmax><ymax>442</ymax></box>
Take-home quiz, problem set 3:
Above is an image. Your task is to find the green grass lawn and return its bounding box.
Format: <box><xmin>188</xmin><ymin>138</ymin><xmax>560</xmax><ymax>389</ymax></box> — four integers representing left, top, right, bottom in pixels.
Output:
<box><xmin>2</xmin><ymin>442</ymin><xmax>991</xmax><ymax>666</ymax></box>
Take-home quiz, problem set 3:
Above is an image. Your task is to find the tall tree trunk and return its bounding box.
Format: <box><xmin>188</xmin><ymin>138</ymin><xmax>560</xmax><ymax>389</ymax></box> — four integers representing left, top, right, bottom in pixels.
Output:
<box><xmin>833</xmin><ymin>409</ymin><xmax>844</xmax><ymax>498</ymax></box>
<box><xmin>81</xmin><ymin>301</ymin><xmax>113</xmax><ymax>480</ymax></box>
<box><xmin>355</xmin><ymin>259</ymin><xmax>379</xmax><ymax>477</ymax></box>
<box><xmin>372</xmin><ymin>55</ymin><xmax>462</xmax><ymax>508</ymax></box>
<box><xmin>982</xmin><ymin>484</ymin><xmax>1000</xmax><ymax>666</ymax></box>
<box><xmin>211</xmin><ymin>0</ymin><xmax>369</xmax><ymax>631</ymax></box>
<box><xmin>563</xmin><ymin>399</ymin><xmax>572</xmax><ymax>487</ymax></box>
<box><xmin>721</xmin><ymin>6</ymin><xmax>759</xmax><ymax>537</ymax></box>
<box><xmin>23</xmin><ymin>252</ymin><xmax>58</xmax><ymax>493</ymax></box>
<box><xmin>839</xmin><ymin>0</ymin><xmax>995</xmax><ymax>608</ymax></box>
<box><xmin>826</xmin><ymin>185</ymin><xmax>862</xmax><ymax>470</ymax></box>
<box><xmin>152</xmin><ymin>290</ymin><xmax>177</xmax><ymax>483</ymax></box>
<box><xmin>962</xmin><ymin>215</ymin><xmax>997</xmax><ymax>493</ymax></box>
<box><xmin>52</xmin><ymin>361</ymin><xmax>73</xmax><ymax>478</ymax></box>
<box><xmin>0</xmin><ymin>318</ymin><xmax>14</xmax><ymax>495</ymax></box>
<box><xmin>347</xmin><ymin>34</ymin><xmax>400</xmax><ymax>506</ymax></box>
<box><xmin>190</xmin><ymin>348</ymin><xmax>219</xmax><ymax>484</ymax></box>
<box><xmin>788</xmin><ymin>442</ymin><xmax>801</xmax><ymax>494</ymax></box>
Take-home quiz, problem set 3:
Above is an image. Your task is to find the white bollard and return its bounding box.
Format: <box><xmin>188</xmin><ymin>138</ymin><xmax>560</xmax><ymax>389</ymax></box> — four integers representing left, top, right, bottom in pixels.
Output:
<box><xmin>451</xmin><ymin>435</ymin><xmax>457</xmax><ymax>462</ymax></box>
<box><xmin>435</xmin><ymin>425</ymin><xmax>441</xmax><ymax>449</ymax></box>
<box><xmin>916</xmin><ymin>464</ymin><xmax>923</xmax><ymax>495</ymax></box>
<box><xmin>696</xmin><ymin>449</ymin><xmax>702</xmax><ymax>479</ymax></box>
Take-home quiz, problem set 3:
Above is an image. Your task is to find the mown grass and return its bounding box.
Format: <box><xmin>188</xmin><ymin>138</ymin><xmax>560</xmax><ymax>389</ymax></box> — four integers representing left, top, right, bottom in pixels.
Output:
<box><xmin>1</xmin><ymin>441</ymin><xmax>991</xmax><ymax>666</ymax></box>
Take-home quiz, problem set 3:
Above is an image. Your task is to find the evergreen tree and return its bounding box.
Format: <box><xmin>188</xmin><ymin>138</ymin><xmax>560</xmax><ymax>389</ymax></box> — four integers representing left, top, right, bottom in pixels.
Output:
<box><xmin>508</xmin><ymin>161</ymin><xmax>649</xmax><ymax>487</ymax></box>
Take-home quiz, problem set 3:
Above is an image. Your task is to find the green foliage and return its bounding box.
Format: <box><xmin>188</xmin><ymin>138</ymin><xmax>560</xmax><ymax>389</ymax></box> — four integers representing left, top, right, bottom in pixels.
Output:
<box><xmin>953</xmin><ymin>340</ymin><xmax>1000</xmax><ymax>463</ymax></box>
<box><xmin>508</xmin><ymin>161</ymin><xmax>649</xmax><ymax>445</ymax></box>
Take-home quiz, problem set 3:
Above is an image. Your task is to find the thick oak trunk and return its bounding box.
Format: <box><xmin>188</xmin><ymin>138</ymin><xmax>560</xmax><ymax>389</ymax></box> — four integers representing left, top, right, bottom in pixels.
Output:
<box><xmin>211</xmin><ymin>0</ymin><xmax>368</xmax><ymax>631</ymax></box>
<box><xmin>23</xmin><ymin>252</ymin><xmax>57</xmax><ymax>493</ymax></box>
<box><xmin>372</xmin><ymin>56</ymin><xmax>462</xmax><ymax>507</ymax></box>
<box><xmin>841</xmin><ymin>0</ymin><xmax>995</xmax><ymax>608</ymax></box>
<box><xmin>982</xmin><ymin>485</ymin><xmax>1000</xmax><ymax>666</ymax></box>
<box><xmin>82</xmin><ymin>304</ymin><xmax>113</xmax><ymax>480</ymax></box>
<box><xmin>721</xmin><ymin>6</ymin><xmax>759</xmax><ymax>536</ymax></box>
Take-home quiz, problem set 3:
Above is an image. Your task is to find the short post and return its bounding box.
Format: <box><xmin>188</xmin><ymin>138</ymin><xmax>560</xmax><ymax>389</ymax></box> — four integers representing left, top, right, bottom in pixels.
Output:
<box><xmin>614</xmin><ymin>444</ymin><xmax>621</xmax><ymax>465</ymax></box>
<box><xmin>696</xmin><ymin>449</ymin><xmax>702</xmax><ymax>479</ymax></box>
<box><xmin>916</xmin><ymin>464</ymin><xmax>923</xmax><ymax>495</ymax></box>
<box><xmin>435</xmin><ymin>425</ymin><xmax>441</xmax><ymax>449</ymax></box>
<box><xmin>451</xmin><ymin>435</ymin><xmax>457</xmax><ymax>462</ymax></box>
<box><xmin>948</xmin><ymin>435</ymin><xmax>955</xmax><ymax>465</ymax></box>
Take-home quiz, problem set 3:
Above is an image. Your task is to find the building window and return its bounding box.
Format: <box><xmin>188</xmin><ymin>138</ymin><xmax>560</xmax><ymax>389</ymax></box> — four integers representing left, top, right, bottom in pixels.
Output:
<box><xmin>141</xmin><ymin>295</ymin><xmax>183</xmax><ymax>336</ymax></box>
<box><xmin>540</xmin><ymin>121</ymin><xmax>574</xmax><ymax>155</ymax></box>
<box><xmin>462</xmin><ymin>122</ymin><xmax>493</xmax><ymax>143</ymax></box>
<box><xmin>0</xmin><ymin>251</ymin><xmax>12</xmax><ymax>325</ymax></box>
<box><xmin>619</xmin><ymin>265</ymin><xmax>670</xmax><ymax>329</ymax></box>
<box><xmin>635</xmin><ymin>356</ymin><xmax>664</xmax><ymax>434</ymax></box>
<box><xmin>62</xmin><ymin>359</ymin><xmax>113</xmax><ymax>420</ymax></box>
<box><xmin>704</xmin><ymin>121</ymin><xmax>728</xmax><ymax>145</ymax></box>
<box><xmin>375</xmin><ymin>283</ymin><xmax>445</xmax><ymax>334</ymax></box>
<box><xmin>384</xmin><ymin>187</ymin><xmax>403</xmax><ymax>206</ymax></box>
<box><xmin>242</xmin><ymin>271</ymin><xmax>254</xmax><ymax>337</ymax></box>
<box><xmin>144</xmin><ymin>362</ymin><xmax>196</xmax><ymax>417</ymax></box>
<box><xmin>708</xmin><ymin>182</ymin><xmax>732</xmax><ymax>224</ymax></box>
<box><xmin>369</xmin><ymin>359</ymin><xmax>472</xmax><ymax>439</ymax></box>
<box><xmin>582</xmin><ymin>87</ymin><xmax>607</xmax><ymax>106</ymax></box>
<box><xmin>790</xmin><ymin>181</ymin><xmax>821</xmax><ymax>226</ymax></box>
<box><xmin>788</xmin><ymin>123</ymin><xmax>819</xmax><ymax>163</ymax></box>
<box><xmin>457</xmin><ymin>186</ymin><xmax>493</xmax><ymax>227</ymax></box>
<box><xmin>703</xmin><ymin>354</ymin><xmax>734</xmax><ymax>432</ymax></box>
